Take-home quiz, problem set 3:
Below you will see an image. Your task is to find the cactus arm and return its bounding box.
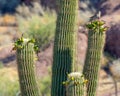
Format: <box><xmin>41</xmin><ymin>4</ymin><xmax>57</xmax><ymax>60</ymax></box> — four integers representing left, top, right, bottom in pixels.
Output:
<box><xmin>65</xmin><ymin>72</ymin><xmax>86</xmax><ymax>96</ymax></box>
<box><xmin>16</xmin><ymin>38</ymin><xmax>40</xmax><ymax>96</ymax></box>
<box><xmin>83</xmin><ymin>20</ymin><xmax>107</xmax><ymax>96</ymax></box>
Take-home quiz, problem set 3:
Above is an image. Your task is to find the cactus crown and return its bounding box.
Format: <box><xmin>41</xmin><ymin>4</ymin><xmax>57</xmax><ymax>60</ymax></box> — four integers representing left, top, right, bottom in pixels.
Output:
<box><xmin>86</xmin><ymin>20</ymin><xmax>108</xmax><ymax>33</ymax></box>
<box><xmin>62</xmin><ymin>72</ymin><xmax>88</xmax><ymax>86</ymax></box>
<box><xmin>63</xmin><ymin>72</ymin><xmax>87</xmax><ymax>96</ymax></box>
<box><xmin>13</xmin><ymin>37</ymin><xmax>38</xmax><ymax>52</ymax></box>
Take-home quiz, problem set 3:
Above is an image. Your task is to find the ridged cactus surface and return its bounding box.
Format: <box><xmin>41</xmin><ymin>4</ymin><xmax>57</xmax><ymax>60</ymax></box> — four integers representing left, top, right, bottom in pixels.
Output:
<box><xmin>16</xmin><ymin>38</ymin><xmax>40</xmax><ymax>96</ymax></box>
<box><xmin>83</xmin><ymin>20</ymin><xmax>107</xmax><ymax>96</ymax></box>
<box><xmin>51</xmin><ymin>0</ymin><xmax>78</xmax><ymax>96</ymax></box>
<box><xmin>64</xmin><ymin>72</ymin><xmax>85</xmax><ymax>96</ymax></box>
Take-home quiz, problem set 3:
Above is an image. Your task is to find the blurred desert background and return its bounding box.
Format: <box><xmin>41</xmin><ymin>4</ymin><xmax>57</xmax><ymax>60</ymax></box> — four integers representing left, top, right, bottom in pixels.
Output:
<box><xmin>0</xmin><ymin>0</ymin><xmax>120</xmax><ymax>96</ymax></box>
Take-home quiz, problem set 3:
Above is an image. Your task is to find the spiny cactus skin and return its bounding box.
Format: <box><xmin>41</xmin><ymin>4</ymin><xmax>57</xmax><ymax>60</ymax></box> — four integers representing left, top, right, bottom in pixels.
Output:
<box><xmin>51</xmin><ymin>0</ymin><xmax>78</xmax><ymax>96</ymax></box>
<box><xmin>83</xmin><ymin>20</ymin><xmax>107</xmax><ymax>96</ymax></box>
<box><xmin>64</xmin><ymin>72</ymin><xmax>86</xmax><ymax>96</ymax></box>
<box><xmin>16</xmin><ymin>38</ymin><xmax>40</xmax><ymax>96</ymax></box>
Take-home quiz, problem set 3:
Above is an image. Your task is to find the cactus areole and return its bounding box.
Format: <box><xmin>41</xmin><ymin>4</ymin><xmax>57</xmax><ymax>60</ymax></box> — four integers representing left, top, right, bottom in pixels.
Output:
<box><xmin>15</xmin><ymin>37</ymin><xmax>40</xmax><ymax>96</ymax></box>
<box><xmin>83</xmin><ymin>20</ymin><xmax>108</xmax><ymax>96</ymax></box>
<box><xmin>51</xmin><ymin>0</ymin><xmax>78</xmax><ymax>96</ymax></box>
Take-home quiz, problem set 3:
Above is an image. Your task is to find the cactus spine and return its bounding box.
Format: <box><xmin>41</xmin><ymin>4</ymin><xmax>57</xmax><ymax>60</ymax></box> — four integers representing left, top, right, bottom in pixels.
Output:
<box><xmin>64</xmin><ymin>72</ymin><xmax>86</xmax><ymax>96</ymax></box>
<box><xmin>51</xmin><ymin>0</ymin><xmax>78</xmax><ymax>96</ymax></box>
<box><xmin>16</xmin><ymin>38</ymin><xmax>40</xmax><ymax>96</ymax></box>
<box><xmin>83</xmin><ymin>20</ymin><xmax>107</xmax><ymax>96</ymax></box>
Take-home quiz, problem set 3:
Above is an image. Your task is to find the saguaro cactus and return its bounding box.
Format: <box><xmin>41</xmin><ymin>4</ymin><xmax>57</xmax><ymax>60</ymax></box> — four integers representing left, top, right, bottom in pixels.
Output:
<box><xmin>63</xmin><ymin>72</ymin><xmax>86</xmax><ymax>96</ymax></box>
<box><xmin>83</xmin><ymin>20</ymin><xmax>107</xmax><ymax>96</ymax></box>
<box><xmin>15</xmin><ymin>38</ymin><xmax>40</xmax><ymax>96</ymax></box>
<box><xmin>51</xmin><ymin>0</ymin><xmax>78</xmax><ymax>96</ymax></box>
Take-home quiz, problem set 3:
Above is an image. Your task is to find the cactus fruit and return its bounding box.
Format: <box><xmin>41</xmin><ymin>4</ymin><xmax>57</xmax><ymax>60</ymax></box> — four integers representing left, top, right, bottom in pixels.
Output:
<box><xmin>63</xmin><ymin>72</ymin><xmax>86</xmax><ymax>96</ymax></box>
<box><xmin>15</xmin><ymin>38</ymin><xmax>40</xmax><ymax>96</ymax></box>
<box><xmin>83</xmin><ymin>20</ymin><xmax>107</xmax><ymax>96</ymax></box>
<box><xmin>51</xmin><ymin>0</ymin><xmax>78</xmax><ymax>96</ymax></box>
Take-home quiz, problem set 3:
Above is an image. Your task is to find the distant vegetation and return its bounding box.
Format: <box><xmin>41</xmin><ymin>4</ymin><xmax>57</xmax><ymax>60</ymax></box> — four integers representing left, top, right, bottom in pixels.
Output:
<box><xmin>17</xmin><ymin>3</ymin><xmax>56</xmax><ymax>51</ymax></box>
<box><xmin>0</xmin><ymin>67</ymin><xmax>19</xmax><ymax>96</ymax></box>
<box><xmin>0</xmin><ymin>67</ymin><xmax>51</xmax><ymax>96</ymax></box>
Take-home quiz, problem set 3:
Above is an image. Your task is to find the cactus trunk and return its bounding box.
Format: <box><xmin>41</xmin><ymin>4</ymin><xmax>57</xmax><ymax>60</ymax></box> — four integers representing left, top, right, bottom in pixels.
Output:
<box><xmin>66</xmin><ymin>72</ymin><xmax>85</xmax><ymax>96</ymax></box>
<box><xmin>83</xmin><ymin>20</ymin><xmax>106</xmax><ymax>96</ymax></box>
<box><xmin>16</xmin><ymin>39</ymin><xmax>40</xmax><ymax>96</ymax></box>
<box><xmin>51</xmin><ymin>0</ymin><xmax>78</xmax><ymax>96</ymax></box>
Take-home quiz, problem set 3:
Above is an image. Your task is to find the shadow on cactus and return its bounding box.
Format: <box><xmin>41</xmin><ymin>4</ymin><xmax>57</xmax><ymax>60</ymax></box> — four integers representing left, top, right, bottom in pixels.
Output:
<box><xmin>52</xmin><ymin>49</ymin><xmax>73</xmax><ymax>96</ymax></box>
<box><xmin>83</xmin><ymin>19</ymin><xmax>108</xmax><ymax>96</ymax></box>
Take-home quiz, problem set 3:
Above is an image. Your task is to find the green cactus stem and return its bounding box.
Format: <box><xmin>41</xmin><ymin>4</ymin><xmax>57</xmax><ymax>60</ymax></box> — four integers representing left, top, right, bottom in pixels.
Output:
<box><xmin>51</xmin><ymin>0</ymin><xmax>78</xmax><ymax>96</ymax></box>
<box><xmin>16</xmin><ymin>38</ymin><xmax>40</xmax><ymax>96</ymax></box>
<box><xmin>63</xmin><ymin>72</ymin><xmax>86</xmax><ymax>96</ymax></box>
<box><xmin>83</xmin><ymin>20</ymin><xmax>107</xmax><ymax>96</ymax></box>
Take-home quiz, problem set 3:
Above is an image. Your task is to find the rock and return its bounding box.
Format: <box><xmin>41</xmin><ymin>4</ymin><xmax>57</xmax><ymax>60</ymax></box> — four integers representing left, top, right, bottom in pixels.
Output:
<box><xmin>77</xmin><ymin>30</ymin><xmax>88</xmax><ymax>65</ymax></box>
<box><xmin>100</xmin><ymin>0</ymin><xmax>120</xmax><ymax>58</ymax></box>
<box><xmin>100</xmin><ymin>0</ymin><xmax>120</xmax><ymax>16</ymax></box>
<box><xmin>98</xmin><ymin>69</ymin><xmax>120</xmax><ymax>96</ymax></box>
<box><xmin>0</xmin><ymin>35</ymin><xmax>12</xmax><ymax>46</ymax></box>
<box><xmin>109</xmin><ymin>59</ymin><xmax>120</xmax><ymax>80</ymax></box>
<box><xmin>35</xmin><ymin>43</ymin><xmax>53</xmax><ymax>77</ymax></box>
<box><xmin>0</xmin><ymin>44</ymin><xmax>16</xmax><ymax>64</ymax></box>
<box><xmin>105</xmin><ymin>23</ymin><xmax>120</xmax><ymax>57</ymax></box>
